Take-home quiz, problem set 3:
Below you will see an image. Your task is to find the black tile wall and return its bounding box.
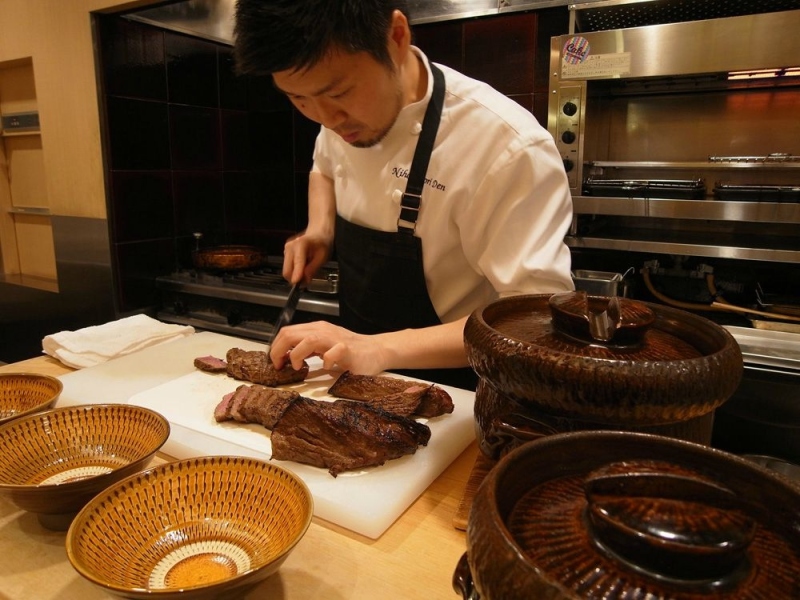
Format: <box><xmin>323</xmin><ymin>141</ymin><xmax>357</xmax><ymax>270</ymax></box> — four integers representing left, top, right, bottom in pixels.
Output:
<box><xmin>169</xmin><ymin>104</ymin><xmax>222</xmax><ymax>170</ymax></box>
<box><xmin>95</xmin><ymin>9</ymin><xmax>568</xmax><ymax>312</ymax></box>
<box><xmin>99</xmin><ymin>17</ymin><xmax>166</xmax><ymax>101</ymax></box>
<box><xmin>221</xmin><ymin>109</ymin><xmax>251</xmax><ymax>170</ymax></box>
<box><xmin>166</xmin><ymin>34</ymin><xmax>219</xmax><ymax>107</ymax></box>
<box><xmin>110</xmin><ymin>171</ymin><xmax>174</xmax><ymax>242</ymax></box>
<box><xmin>218</xmin><ymin>48</ymin><xmax>248</xmax><ymax>110</ymax></box>
<box><xmin>413</xmin><ymin>21</ymin><xmax>464</xmax><ymax>71</ymax></box>
<box><xmin>248</xmin><ymin>111</ymin><xmax>294</xmax><ymax>172</ymax></box>
<box><xmin>463</xmin><ymin>13</ymin><xmax>538</xmax><ymax>96</ymax></box>
<box><xmin>172</xmin><ymin>170</ymin><xmax>225</xmax><ymax>237</ymax></box>
<box><xmin>114</xmin><ymin>239</ymin><xmax>177</xmax><ymax>312</ymax></box>
<box><xmin>106</xmin><ymin>97</ymin><xmax>170</xmax><ymax>170</ymax></box>
<box><xmin>292</xmin><ymin>113</ymin><xmax>321</xmax><ymax>173</ymax></box>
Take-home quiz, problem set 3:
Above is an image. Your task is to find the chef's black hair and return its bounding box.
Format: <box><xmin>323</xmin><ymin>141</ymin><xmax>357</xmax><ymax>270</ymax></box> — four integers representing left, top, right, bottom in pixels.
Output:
<box><xmin>233</xmin><ymin>0</ymin><xmax>411</xmax><ymax>76</ymax></box>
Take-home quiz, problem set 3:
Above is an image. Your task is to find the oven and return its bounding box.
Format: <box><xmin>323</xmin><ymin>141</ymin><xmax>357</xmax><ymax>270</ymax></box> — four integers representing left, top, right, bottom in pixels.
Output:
<box><xmin>155</xmin><ymin>256</ymin><xmax>340</xmax><ymax>342</ymax></box>
<box><xmin>547</xmin><ymin>0</ymin><xmax>800</xmax><ymax>463</ymax></box>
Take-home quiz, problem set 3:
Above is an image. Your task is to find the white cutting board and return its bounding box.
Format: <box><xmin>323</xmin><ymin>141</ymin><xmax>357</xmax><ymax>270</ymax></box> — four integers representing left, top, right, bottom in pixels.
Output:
<box><xmin>55</xmin><ymin>332</ymin><xmax>476</xmax><ymax>539</ymax></box>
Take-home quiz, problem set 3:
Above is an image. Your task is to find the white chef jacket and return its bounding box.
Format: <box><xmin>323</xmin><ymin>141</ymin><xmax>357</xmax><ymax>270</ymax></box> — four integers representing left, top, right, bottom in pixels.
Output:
<box><xmin>312</xmin><ymin>47</ymin><xmax>574</xmax><ymax>323</ymax></box>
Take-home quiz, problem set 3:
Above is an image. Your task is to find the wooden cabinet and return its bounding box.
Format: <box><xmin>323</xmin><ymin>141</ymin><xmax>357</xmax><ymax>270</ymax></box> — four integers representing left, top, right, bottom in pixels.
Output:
<box><xmin>0</xmin><ymin>57</ymin><xmax>57</xmax><ymax>291</ymax></box>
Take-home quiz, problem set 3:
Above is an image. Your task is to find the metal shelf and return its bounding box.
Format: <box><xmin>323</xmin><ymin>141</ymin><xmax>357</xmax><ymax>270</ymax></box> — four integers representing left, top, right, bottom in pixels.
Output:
<box><xmin>565</xmin><ymin>235</ymin><xmax>800</xmax><ymax>263</ymax></box>
<box><xmin>572</xmin><ymin>195</ymin><xmax>800</xmax><ymax>224</ymax></box>
<box><xmin>590</xmin><ymin>160</ymin><xmax>800</xmax><ymax>170</ymax></box>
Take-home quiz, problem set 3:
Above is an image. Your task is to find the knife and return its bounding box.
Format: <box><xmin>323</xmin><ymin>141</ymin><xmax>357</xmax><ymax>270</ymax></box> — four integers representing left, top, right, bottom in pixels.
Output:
<box><xmin>271</xmin><ymin>283</ymin><xmax>304</xmax><ymax>341</ymax></box>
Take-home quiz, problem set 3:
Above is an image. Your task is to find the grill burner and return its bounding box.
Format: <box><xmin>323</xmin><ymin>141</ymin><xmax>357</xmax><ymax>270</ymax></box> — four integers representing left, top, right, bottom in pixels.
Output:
<box><xmin>223</xmin><ymin>270</ymin><xmax>338</xmax><ymax>295</ymax></box>
<box><xmin>155</xmin><ymin>259</ymin><xmax>339</xmax><ymax>342</ymax></box>
<box><xmin>583</xmin><ymin>178</ymin><xmax>706</xmax><ymax>199</ymax></box>
<box><xmin>714</xmin><ymin>184</ymin><xmax>800</xmax><ymax>202</ymax></box>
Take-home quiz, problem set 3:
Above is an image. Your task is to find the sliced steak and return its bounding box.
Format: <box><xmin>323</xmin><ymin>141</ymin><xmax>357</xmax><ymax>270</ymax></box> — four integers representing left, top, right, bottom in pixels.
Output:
<box><xmin>226</xmin><ymin>348</ymin><xmax>309</xmax><ymax>386</ymax></box>
<box><xmin>271</xmin><ymin>397</ymin><xmax>431</xmax><ymax>477</ymax></box>
<box><xmin>328</xmin><ymin>371</ymin><xmax>454</xmax><ymax>418</ymax></box>
<box><xmin>214</xmin><ymin>391</ymin><xmax>236</xmax><ymax>422</ymax></box>
<box><xmin>214</xmin><ymin>384</ymin><xmax>299</xmax><ymax>427</ymax></box>
<box><xmin>238</xmin><ymin>385</ymin><xmax>299</xmax><ymax>429</ymax></box>
<box><xmin>194</xmin><ymin>355</ymin><xmax>228</xmax><ymax>373</ymax></box>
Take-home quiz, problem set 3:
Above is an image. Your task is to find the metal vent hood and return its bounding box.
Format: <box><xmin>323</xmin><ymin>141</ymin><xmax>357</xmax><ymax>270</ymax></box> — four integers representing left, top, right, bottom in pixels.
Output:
<box><xmin>124</xmin><ymin>0</ymin><xmax>585</xmax><ymax>45</ymax></box>
<box><xmin>125</xmin><ymin>0</ymin><xmax>236</xmax><ymax>45</ymax></box>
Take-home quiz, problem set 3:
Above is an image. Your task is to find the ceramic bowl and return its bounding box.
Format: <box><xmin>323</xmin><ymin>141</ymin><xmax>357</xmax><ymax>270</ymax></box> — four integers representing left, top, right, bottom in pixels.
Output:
<box><xmin>0</xmin><ymin>403</ymin><xmax>170</xmax><ymax>529</ymax></box>
<box><xmin>0</xmin><ymin>372</ymin><xmax>63</xmax><ymax>425</ymax></box>
<box><xmin>66</xmin><ymin>456</ymin><xmax>313</xmax><ymax>600</ymax></box>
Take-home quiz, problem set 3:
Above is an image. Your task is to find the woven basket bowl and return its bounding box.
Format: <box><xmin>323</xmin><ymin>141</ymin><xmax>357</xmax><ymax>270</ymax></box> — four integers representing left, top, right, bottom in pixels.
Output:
<box><xmin>0</xmin><ymin>403</ymin><xmax>169</xmax><ymax>529</ymax></box>
<box><xmin>0</xmin><ymin>372</ymin><xmax>63</xmax><ymax>425</ymax></box>
<box><xmin>66</xmin><ymin>456</ymin><xmax>313</xmax><ymax>600</ymax></box>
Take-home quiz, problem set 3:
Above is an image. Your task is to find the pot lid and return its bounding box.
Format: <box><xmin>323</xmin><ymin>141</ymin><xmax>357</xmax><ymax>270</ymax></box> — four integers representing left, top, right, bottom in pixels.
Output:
<box><xmin>481</xmin><ymin>291</ymin><xmax>713</xmax><ymax>360</ymax></box>
<box><xmin>470</xmin><ymin>432</ymin><xmax>800</xmax><ymax>599</ymax></box>
<box><xmin>464</xmin><ymin>293</ymin><xmax>743</xmax><ymax>425</ymax></box>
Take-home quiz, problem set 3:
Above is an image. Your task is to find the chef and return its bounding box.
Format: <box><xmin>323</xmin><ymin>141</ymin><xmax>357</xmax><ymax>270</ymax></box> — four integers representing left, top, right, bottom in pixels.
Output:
<box><xmin>233</xmin><ymin>0</ymin><xmax>574</xmax><ymax>389</ymax></box>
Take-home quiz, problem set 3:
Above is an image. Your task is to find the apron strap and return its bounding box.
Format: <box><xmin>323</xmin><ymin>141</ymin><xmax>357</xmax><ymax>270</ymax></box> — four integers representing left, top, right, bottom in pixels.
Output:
<box><xmin>398</xmin><ymin>63</ymin><xmax>446</xmax><ymax>235</ymax></box>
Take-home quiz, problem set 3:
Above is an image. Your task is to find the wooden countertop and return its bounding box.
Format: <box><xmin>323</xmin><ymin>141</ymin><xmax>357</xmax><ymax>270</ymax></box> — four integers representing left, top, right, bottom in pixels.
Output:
<box><xmin>0</xmin><ymin>356</ymin><xmax>478</xmax><ymax>599</ymax></box>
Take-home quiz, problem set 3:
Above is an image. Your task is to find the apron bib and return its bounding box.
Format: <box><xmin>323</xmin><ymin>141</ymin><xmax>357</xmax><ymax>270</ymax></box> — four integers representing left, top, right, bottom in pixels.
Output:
<box><xmin>334</xmin><ymin>63</ymin><xmax>477</xmax><ymax>390</ymax></box>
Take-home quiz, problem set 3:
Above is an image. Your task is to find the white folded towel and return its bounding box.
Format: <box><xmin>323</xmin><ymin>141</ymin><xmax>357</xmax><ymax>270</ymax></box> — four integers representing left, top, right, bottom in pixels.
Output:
<box><xmin>42</xmin><ymin>314</ymin><xmax>195</xmax><ymax>369</ymax></box>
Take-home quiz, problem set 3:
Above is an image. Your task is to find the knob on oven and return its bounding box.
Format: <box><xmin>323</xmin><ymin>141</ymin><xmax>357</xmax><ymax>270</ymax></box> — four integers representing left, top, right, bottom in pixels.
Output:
<box><xmin>563</xmin><ymin>158</ymin><xmax>575</xmax><ymax>172</ymax></box>
<box><xmin>562</xmin><ymin>101</ymin><xmax>578</xmax><ymax>116</ymax></box>
<box><xmin>561</xmin><ymin>130</ymin><xmax>576</xmax><ymax>144</ymax></box>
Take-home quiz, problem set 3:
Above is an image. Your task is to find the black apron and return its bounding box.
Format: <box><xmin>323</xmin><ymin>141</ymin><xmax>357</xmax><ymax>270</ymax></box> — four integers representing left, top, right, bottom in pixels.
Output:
<box><xmin>334</xmin><ymin>63</ymin><xmax>477</xmax><ymax>391</ymax></box>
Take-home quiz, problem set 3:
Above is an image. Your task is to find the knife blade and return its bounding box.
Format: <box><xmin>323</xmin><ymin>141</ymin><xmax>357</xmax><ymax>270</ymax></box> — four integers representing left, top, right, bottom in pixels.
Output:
<box><xmin>271</xmin><ymin>283</ymin><xmax>304</xmax><ymax>341</ymax></box>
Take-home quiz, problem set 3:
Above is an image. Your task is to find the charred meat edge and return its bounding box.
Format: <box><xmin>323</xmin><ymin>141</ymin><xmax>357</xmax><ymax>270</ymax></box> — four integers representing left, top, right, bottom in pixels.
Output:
<box><xmin>271</xmin><ymin>397</ymin><xmax>431</xmax><ymax>477</ymax></box>
<box><xmin>328</xmin><ymin>370</ymin><xmax>454</xmax><ymax>418</ymax></box>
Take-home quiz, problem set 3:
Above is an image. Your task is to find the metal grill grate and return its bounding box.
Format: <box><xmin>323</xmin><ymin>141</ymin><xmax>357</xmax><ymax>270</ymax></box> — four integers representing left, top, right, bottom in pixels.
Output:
<box><xmin>574</xmin><ymin>0</ymin><xmax>800</xmax><ymax>32</ymax></box>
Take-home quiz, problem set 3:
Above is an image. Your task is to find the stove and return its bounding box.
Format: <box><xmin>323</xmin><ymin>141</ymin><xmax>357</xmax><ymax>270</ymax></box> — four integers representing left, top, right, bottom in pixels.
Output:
<box><xmin>155</xmin><ymin>258</ymin><xmax>339</xmax><ymax>342</ymax></box>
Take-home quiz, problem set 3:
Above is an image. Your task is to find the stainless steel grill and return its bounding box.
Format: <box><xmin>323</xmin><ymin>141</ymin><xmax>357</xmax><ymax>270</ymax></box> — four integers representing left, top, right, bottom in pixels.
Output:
<box><xmin>155</xmin><ymin>260</ymin><xmax>339</xmax><ymax>342</ymax></box>
<box><xmin>573</xmin><ymin>0</ymin><xmax>800</xmax><ymax>32</ymax></box>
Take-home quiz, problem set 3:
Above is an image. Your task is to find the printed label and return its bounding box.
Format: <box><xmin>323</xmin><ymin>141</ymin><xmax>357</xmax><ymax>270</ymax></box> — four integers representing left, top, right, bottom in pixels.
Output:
<box><xmin>563</xmin><ymin>36</ymin><xmax>590</xmax><ymax>64</ymax></box>
<box><xmin>562</xmin><ymin>53</ymin><xmax>632</xmax><ymax>79</ymax></box>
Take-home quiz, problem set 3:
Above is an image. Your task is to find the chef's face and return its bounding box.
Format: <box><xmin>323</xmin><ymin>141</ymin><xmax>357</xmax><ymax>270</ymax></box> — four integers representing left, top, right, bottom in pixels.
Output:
<box><xmin>273</xmin><ymin>49</ymin><xmax>404</xmax><ymax>148</ymax></box>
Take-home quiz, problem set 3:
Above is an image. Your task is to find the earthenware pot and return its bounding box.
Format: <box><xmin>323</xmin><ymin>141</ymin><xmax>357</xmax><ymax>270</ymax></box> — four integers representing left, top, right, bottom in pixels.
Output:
<box><xmin>453</xmin><ymin>431</ymin><xmax>800</xmax><ymax>600</ymax></box>
<box><xmin>464</xmin><ymin>292</ymin><xmax>743</xmax><ymax>459</ymax></box>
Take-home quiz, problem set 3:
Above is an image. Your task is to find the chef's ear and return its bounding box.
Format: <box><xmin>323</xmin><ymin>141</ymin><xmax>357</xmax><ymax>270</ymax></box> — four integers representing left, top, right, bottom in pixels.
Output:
<box><xmin>388</xmin><ymin>9</ymin><xmax>412</xmax><ymax>56</ymax></box>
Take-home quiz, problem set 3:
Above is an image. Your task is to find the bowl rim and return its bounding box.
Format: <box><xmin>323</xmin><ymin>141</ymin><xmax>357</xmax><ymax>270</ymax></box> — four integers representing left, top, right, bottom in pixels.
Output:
<box><xmin>0</xmin><ymin>372</ymin><xmax>63</xmax><ymax>425</ymax></box>
<box><xmin>65</xmin><ymin>454</ymin><xmax>314</xmax><ymax>596</ymax></box>
<box><xmin>0</xmin><ymin>403</ymin><xmax>171</xmax><ymax>491</ymax></box>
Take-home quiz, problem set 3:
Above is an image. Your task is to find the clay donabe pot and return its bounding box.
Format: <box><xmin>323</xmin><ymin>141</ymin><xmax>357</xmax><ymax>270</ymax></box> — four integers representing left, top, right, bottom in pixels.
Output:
<box><xmin>453</xmin><ymin>431</ymin><xmax>800</xmax><ymax>600</ymax></box>
<box><xmin>464</xmin><ymin>292</ymin><xmax>743</xmax><ymax>460</ymax></box>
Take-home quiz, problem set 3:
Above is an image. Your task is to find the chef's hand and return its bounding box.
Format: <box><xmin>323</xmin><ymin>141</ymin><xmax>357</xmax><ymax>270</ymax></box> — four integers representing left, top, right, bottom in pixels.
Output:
<box><xmin>282</xmin><ymin>231</ymin><xmax>332</xmax><ymax>286</ymax></box>
<box><xmin>270</xmin><ymin>321</ymin><xmax>389</xmax><ymax>375</ymax></box>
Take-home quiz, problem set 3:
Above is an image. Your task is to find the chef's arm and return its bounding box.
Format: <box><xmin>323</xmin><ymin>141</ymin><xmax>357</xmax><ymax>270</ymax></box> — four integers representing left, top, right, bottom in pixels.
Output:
<box><xmin>374</xmin><ymin>316</ymin><xmax>470</xmax><ymax>370</ymax></box>
<box><xmin>283</xmin><ymin>171</ymin><xmax>336</xmax><ymax>284</ymax></box>
<box><xmin>272</xmin><ymin>316</ymin><xmax>470</xmax><ymax>373</ymax></box>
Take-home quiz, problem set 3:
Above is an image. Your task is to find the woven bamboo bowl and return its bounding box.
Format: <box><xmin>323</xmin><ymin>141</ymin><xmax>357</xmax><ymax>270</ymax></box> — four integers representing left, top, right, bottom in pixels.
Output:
<box><xmin>0</xmin><ymin>403</ymin><xmax>169</xmax><ymax>530</ymax></box>
<box><xmin>66</xmin><ymin>456</ymin><xmax>313</xmax><ymax>600</ymax></box>
<box><xmin>0</xmin><ymin>372</ymin><xmax>63</xmax><ymax>425</ymax></box>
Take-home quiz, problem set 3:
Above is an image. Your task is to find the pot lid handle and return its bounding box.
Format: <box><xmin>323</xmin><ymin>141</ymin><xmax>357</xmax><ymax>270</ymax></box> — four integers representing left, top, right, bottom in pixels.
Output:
<box><xmin>584</xmin><ymin>460</ymin><xmax>757</xmax><ymax>587</ymax></box>
<box><xmin>549</xmin><ymin>291</ymin><xmax>655</xmax><ymax>346</ymax></box>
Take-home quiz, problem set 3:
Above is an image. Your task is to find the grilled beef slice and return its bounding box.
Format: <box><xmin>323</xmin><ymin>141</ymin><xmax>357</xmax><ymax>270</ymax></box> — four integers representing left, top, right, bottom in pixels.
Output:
<box><xmin>226</xmin><ymin>348</ymin><xmax>309</xmax><ymax>386</ymax></box>
<box><xmin>328</xmin><ymin>371</ymin><xmax>454</xmax><ymax>418</ymax></box>
<box><xmin>194</xmin><ymin>355</ymin><xmax>228</xmax><ymax>373</ymax></box>
<box><xmin>214</xmin><ymin>384</ymin><xmax>299</xmax><ymax>427</ymax></box>
<box><xmin>271</xmin><ymin>397</ymin><xmax>431</xmax><ymax>477</ymax></box>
